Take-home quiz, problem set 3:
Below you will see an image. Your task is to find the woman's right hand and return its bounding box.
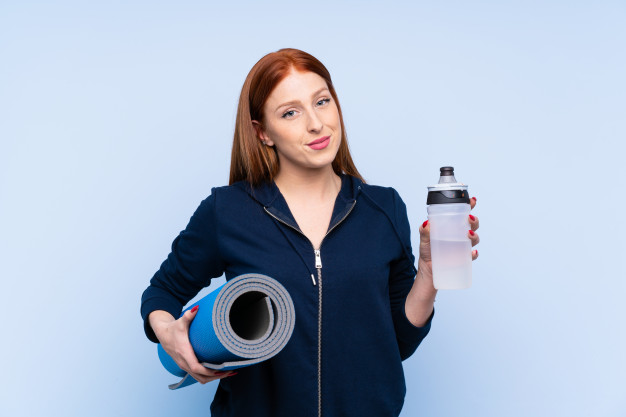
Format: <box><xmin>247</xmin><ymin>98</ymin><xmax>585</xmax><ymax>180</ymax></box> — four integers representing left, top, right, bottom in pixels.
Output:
<box><xmin>149</xmin><ymin>307</ymin><xmax>237</xmax><ymax>384</ymax></box>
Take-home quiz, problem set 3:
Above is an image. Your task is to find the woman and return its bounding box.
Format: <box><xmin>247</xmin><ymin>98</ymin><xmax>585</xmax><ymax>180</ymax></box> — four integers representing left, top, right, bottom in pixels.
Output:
<box><xmin>141</xmin><ymin>48</ymin><xmax>480</xmax><ymax>416</ymax></box>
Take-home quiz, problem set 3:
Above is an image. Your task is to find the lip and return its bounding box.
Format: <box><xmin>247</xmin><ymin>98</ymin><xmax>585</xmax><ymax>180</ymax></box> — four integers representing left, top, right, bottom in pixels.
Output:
<box><xmin>307</xmin><ymin>136</ymin><xmax>330</xmax><ymax>150</ymax></box>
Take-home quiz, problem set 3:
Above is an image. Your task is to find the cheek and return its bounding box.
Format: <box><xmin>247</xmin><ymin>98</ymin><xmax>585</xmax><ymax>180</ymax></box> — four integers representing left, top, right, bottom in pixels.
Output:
<box><xmin>269</xmin><ymin>123</ymin><xmax>301</xmax><ymax>146</ymax></box>
<box><xmin>328</xmin><ymin>106</ymin><xmax>341</xmax><ymax>128</ymax></box>
<box><xmin>330</xmin><ymin>113</ymin><xmax>341</xmax><ymax>136</ymax></box>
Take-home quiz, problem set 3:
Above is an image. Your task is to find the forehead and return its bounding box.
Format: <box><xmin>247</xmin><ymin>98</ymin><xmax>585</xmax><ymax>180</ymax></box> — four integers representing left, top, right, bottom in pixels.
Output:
<box><xmin>266</xmin><ymin>69</ymin><xmax>329</xmax><ymax>105</ymax></box>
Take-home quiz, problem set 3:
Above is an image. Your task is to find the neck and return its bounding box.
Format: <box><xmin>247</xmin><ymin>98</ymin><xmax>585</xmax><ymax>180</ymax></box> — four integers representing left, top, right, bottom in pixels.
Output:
<box><xmin>274</xmin><ymin>166</ymin><xmax>341</xmax><ymax>202</ymax></box>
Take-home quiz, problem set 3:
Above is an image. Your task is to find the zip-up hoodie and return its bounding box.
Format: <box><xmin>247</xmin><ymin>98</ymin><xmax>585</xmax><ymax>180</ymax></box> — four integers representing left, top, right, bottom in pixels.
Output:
<box><xmin>141</xmin><ymin>174</ymin><xmax>434</xmax><ymax>417</ymax></box>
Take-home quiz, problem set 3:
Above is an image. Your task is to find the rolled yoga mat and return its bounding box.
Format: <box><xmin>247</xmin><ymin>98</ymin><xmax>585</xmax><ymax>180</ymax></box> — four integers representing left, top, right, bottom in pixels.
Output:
<box><xmin>158</xmin><ymin>273</ymin><xmax>296</xmax><ymax>389</ymax></box>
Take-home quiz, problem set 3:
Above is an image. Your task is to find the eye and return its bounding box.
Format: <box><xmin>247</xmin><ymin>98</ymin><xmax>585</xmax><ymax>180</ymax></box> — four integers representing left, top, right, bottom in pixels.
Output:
<box><xmin>316</xmin><ymin>98</ymin><xmax>331</xmax><ymax>106</ymax></box>
<box><xmin>282</xmin><ymin>110</ymin><xmax>296</xmax><ymax>119</ymax></box>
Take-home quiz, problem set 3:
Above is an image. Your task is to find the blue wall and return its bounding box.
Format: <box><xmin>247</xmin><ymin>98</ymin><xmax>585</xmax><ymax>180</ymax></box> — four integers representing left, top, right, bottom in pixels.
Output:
<box><xmin>1</xmin><ymin>1</ymin><xmax>624</xmax><ymax>416</ymax></box>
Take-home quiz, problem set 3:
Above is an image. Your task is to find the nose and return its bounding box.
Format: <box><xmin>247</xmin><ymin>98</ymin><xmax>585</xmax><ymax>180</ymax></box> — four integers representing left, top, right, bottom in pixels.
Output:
<box><xmin>307</xmin><ymin>109</ymin><xmax>323</xmax><ymax>133</ymax></box>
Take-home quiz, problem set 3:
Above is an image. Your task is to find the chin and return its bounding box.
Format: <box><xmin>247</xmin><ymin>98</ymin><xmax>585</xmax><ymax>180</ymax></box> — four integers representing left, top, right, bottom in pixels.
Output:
<box><xmin>310</xmin><ymin>156</ymin><xmax>338</xmax><ymax>171</ymax></box>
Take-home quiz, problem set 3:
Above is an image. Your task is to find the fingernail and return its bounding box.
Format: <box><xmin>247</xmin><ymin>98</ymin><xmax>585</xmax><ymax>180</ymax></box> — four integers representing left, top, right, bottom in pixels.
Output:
<box><xmin>469</xmin><ymin>230</ymin><xmax>475</xmax><ymax>236</ymax></box>
<box><xmin>191</xmin><ymin>305</ymin><xmax>199</xmax><ymax>313</ymax></box>
<box><xmin>469</xmin><ymin>214</ymin><xmax>475</xmax><ymax>221</ymax></box>
<box><xmin>422</xmin><ymin>220</ymin><xmax>428</xmax><ymax>228</ymax></box>
<box><xmin>472</xmin><ymin>196</ymin><xmax>477</xmax><ymax>201</ymax></box>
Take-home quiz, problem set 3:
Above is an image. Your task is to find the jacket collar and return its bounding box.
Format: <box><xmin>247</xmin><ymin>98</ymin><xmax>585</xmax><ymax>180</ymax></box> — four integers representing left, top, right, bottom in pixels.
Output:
<box><xmin>234</xmin><ymin>174</ymin><xmax>362</xmax><ymax>233</ymax></box>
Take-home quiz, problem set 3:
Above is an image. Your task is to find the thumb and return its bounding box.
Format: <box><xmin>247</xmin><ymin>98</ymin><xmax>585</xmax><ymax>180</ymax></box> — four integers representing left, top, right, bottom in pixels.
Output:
<box><xmin>419</xmin><ymin>220</ymin><xmax>430</xmax><ymax>244</ymax></box>
<box><xmin>181</xmin><ymin>305</ymin><xmax>199</xmax><ymax>328</ymax></box>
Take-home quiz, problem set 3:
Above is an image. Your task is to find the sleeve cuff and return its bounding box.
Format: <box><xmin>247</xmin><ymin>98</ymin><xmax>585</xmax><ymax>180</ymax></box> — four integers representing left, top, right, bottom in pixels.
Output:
<box><xmin>395</xmin><ymin>303</ymin><xmax>434</xmax><ymax>345</ymax></box>
<box><xmin>140</xmin><ymin>297</ymin><xmax>183</xmax><ymax>343</ymax></box>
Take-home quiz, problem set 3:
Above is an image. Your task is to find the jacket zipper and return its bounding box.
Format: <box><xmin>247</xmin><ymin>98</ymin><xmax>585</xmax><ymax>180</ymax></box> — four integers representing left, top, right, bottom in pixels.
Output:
<box><xmin>314</xmin><ymin>249</ymin><xmax>322</xmax><ymax>417</ymax></box>
<box><xmin>264</xmin><ymin>200</ymin><xmax>357</xmax><ymax>417</ymax></box>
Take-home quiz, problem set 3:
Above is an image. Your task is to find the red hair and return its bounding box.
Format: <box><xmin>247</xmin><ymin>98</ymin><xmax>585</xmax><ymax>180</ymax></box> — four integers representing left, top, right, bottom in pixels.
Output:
<box><xmin>229</xmin><ymin>48</ymin><xmax>364</xmax><ymax>186</ymax></box>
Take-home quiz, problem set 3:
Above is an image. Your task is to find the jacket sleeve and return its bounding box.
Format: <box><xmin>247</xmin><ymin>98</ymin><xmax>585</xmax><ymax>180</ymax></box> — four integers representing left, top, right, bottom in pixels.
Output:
<box><xmin>140</xmin><ymin>189</ymin><xmax>225</xmax><ymax>343</ymax></box>
<box><xmin>388</xmin><ymin>188</ymin><xmax>434</xmax><ymax>360</ymax></box>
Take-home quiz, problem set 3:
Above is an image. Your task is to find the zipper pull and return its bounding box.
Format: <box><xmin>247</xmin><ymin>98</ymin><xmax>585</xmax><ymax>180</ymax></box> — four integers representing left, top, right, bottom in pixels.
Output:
<box><xmin>314</xmin><ymin>250</ymin><xmax>322</xmax><ymax>269</ymax></box>
<box><xmin>311</xmin><ymin>274</ymin><xmax>316</xmax><ymax>286</ymax></box>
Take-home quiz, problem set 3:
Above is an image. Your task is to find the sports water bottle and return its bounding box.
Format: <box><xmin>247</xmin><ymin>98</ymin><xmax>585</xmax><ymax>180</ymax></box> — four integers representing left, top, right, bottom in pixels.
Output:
<box><xmin>427</xmin><ymin>167</ymin><xmax>472</xmax><ymax>289</ymax></box>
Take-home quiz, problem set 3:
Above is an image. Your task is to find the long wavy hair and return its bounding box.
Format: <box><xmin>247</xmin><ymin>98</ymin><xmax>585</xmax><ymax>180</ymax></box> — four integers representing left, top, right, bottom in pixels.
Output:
<box><xmin>229</xmin><ymin>48</ymin><xmax>364</xmax><ymax>186</ymax></box>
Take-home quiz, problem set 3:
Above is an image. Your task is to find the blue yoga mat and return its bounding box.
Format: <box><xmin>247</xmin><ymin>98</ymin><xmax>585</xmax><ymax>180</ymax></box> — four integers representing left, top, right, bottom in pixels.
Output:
<box><xmin>158</xmin><ymin>273</ymin><xmax>295</xmax><ymax>389</ymax></box>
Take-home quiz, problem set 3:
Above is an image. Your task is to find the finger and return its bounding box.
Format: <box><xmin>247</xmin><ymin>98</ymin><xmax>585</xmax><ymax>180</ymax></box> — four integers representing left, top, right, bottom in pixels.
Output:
<box><xmin>419</xmin><ymin>220</ymin><xmax>430</xmax><ymax>243</ymax></box>
<box><xmin>469</xmin><ymin>214</ymin><xmax>479</xmax><ymax>231</ymax></box>
<box><xmin>472</xmin><ymin>249</ymin><xmax>479</xmax><ymax>261</ymax></box>
<box><xmin>192</xmin><ymin>369</ymin><xmax>238</xmax><ymax>384</ymax></box>
<box><xmin>176</xmin><ymin>356</ymin><xmax>212</xmax><ymax>384</ymax></box>
<box><xmin>188</xmin><ymin>361</ymin><xmax>220</xmax><ymax>378</ymax></box>
<box><xmin>181</xmin><ymin>305</ymin><xmax>199</xmax><ymax>328</ymax></box>
<box><xmin>470</xmin><ymin>196</ymin><xmax>477</xmax><ymax>210</ymax></box>
<box><xmin>188</xmin><ymin>363</ymin><xmax>225</xmax><ymax>384</ymax></box>
<box><xmin>202</xmin><ymin>367</ymin><xmax>234</xmax><ymax>378</ymax></box>
<box><xmin>216</xmin><ymin>371</ymin><xmax>238</xmax><ymax>379</ymax></box>
<box><xmin>468</xmin><ymin>230</ymin><xmax>480</xmax><ymax>247</ymax></box>
<box><xmin>176</xmin><ymin>337</ymin><xmax>218</xmax><ymax>382</ymax></box>
<box><xmin>178</xmin><ymin>359</ymin><xmax>210</xmax><ymax>384</ymax></box>
<box><xmin>189</xmin><ymin>372</ymin><xmax>212</xmax><ymax>384</ymax></box>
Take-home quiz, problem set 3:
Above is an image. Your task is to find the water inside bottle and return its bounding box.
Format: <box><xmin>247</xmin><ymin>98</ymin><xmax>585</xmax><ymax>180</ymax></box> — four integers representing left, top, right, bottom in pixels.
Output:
<box><xmin>431</xmin><ymin>238</ymin><xmax>472</xmax><ymax>289</ymax></box>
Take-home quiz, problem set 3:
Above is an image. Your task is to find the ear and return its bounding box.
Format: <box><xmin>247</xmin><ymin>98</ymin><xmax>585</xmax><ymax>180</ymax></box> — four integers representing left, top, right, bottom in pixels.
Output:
<box><xmin>251</xmin><ymin>120</ymin><xmax>274</xmax><ymax>146</ymax></box>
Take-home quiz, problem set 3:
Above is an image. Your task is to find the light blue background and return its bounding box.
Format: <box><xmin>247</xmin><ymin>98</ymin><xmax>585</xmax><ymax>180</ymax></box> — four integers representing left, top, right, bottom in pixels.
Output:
<box><xmin>1</xmin><ymin>1</ymin><xmax>625</xmax><ymax>416</ymax></box>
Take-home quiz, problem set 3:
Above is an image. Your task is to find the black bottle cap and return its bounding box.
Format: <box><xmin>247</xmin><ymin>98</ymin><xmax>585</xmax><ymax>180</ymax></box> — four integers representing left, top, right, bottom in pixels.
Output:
<box><xmin>427</xmin><ymin>189</ymin><xmax>470</xmax><ymax>205</ymax></box>
<box><xmin>440</xmin><ymin>166</ymin><xmax>454</xmax><ymax>176</ymax></box>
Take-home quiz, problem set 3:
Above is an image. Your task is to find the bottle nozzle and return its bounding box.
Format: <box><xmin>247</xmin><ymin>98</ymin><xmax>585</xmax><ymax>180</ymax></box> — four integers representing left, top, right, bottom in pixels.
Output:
<box><xmin>438</xmin><ymin>166</ymin><xmax>457</xmax><ymax>184</ymax></box>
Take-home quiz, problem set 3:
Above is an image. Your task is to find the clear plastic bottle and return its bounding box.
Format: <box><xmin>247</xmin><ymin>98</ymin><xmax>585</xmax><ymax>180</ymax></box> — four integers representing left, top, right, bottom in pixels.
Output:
<box><xmin>427</xmin><ymin>167</ymin><xmax>472</xmax><ymax>289</ymax></box>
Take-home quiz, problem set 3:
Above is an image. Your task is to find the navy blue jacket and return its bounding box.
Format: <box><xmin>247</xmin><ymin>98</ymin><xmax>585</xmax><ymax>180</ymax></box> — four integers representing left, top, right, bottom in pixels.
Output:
<box><xmin>141</xmin><ymin>174</ymin><xmax>433</xmax><ymax>417</ymax></box>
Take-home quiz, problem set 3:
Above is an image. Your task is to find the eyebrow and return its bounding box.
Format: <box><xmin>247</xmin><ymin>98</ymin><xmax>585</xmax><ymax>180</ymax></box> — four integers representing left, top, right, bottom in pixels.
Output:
<box><xmin>275</xmin><ymin>87</ymin><xmax>330</xmax><ymax>112</ymax></box>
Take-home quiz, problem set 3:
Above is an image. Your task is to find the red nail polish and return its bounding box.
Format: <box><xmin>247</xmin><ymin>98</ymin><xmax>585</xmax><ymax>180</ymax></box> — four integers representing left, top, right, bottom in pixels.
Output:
<box><xmin>469</xmin><ymin>214</ymin><xmax>475</xmax><ymax>221</ymax></box>
<box><xmin>472</xmin><ymin>196</ymin><xmax>477</xmax><ymax>201</ymax></box>
<box><xmin>469</xmin><ymin>230</ymin><xmax>475</xmax><ymax>236</ymax></box>
<box><xmin>191</xmin><ymin>305</ymin><xmax>199</xmax><ymax>313</ymax></box>
<box><xmin>422</xmin><ymin>220</ymin><xmax>428</xmax><ymax>228</ymax></box>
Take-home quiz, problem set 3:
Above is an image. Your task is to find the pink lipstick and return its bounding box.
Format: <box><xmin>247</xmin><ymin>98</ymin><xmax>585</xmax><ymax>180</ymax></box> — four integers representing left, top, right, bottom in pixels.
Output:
<box><xmin>307</xmin><ymin>135</ymin><xmax>330</xmax><ymax>150</ymax></box>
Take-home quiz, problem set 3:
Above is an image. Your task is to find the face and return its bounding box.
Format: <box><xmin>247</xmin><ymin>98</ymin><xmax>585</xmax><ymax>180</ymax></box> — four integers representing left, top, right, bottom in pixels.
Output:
<box><xmin>254</xmin><ymin>69</ymin><xmax>342</xmax><ymax>176</ymax></box>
